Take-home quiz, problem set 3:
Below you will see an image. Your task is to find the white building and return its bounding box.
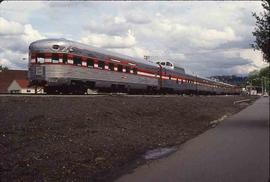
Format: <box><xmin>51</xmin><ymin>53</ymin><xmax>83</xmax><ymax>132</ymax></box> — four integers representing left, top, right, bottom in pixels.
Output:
<box><xmin>7</xmin><ymin>79</ymin><xmax>44</xmax><ymax>94</ymax></box>
<box><xmin>245</xmin><ymin>85</ymin><xmax>258</xmax><ymax>95</ymax></box>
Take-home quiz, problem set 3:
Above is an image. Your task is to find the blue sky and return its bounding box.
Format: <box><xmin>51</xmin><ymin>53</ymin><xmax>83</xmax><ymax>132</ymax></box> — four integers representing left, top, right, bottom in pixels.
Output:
<box><xmin>0</xmin><ymin>1</ymin><xmax>268</xmax><ymax>76</ymax></box>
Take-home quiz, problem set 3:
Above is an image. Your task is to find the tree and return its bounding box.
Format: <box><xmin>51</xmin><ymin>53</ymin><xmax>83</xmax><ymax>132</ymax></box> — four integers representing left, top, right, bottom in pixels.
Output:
<box><xmin>248</xmin><ymin>70</ymin><xmax>261</xmax><ymax>87</ymax></box>
<box><xmin>247</xmin><ymin>66</ymin><xmax>269</xmax><ymax>93</ymax></box>
<box><xmin>0</xmin><ymin>65</ymin><xmax>9</xmax><ymax>71</ymax></box>
<box><xmin>259</xmin><ymin>65</ymin><xmax>270</xmax><ymax>77</ymax></box>
<box><xmin>252</xmin><ymin>0</ymin><xmax>270</xmax><ymax>63</ymax></box>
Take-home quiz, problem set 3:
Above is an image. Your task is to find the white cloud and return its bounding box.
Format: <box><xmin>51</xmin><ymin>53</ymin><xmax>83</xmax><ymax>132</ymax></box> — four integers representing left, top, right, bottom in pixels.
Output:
<box><xmin>81</xmin><ymin>30</ymin><xmax>136</xmax><ymax>49</ymax></box>
<box><xmin>0</xmin><ymin>49</ymin><xmax>28</xmax><ymax>69</ymax></box>
<box><xmin>108</xmin><ymin>46</ymin><xmax>150</xmax><ymax>59</ymax></box>
<box><xmin>0</xmin><ymin>1</ymin><xmax>46</xmax><ymax>24</ymax></box>
<box><xmin>0</xmin><ymin>17</ymin><xmax>46</xmax><ymax>69</ymax></box>
<box><xmin>22</xmin><ymin>24</ymin><xmax>46</xmax><ymax>44</ymax></box>
<box><xmin>135</xmin><ymin>20</ymin><xmax>242</xmax><ymax>51</ymax></box>
<box><xmin>125</xmin><ymin>10</ymin><xmax>151</xmax><ymax>24</ymax></box>
<box><xmin>222</xmin><ymin>48</ymin><xmax>266</xmax><ymax>68</ymax></box>
<box><xmin>193</xmin><ymin>27</ymin><xmax>242</xmax><ymax>48</ymax></box>
<box><xmin>239</xmin><ymin>49</ymin><xmax>267</xmax><ymax>68</ymax></box>
<box><xmin>0</xmin><ymin>1</ymin><xmax>267</xmax><ymax>76</ymax></box>
<box><xmin>83</xmin><ymin>15</ymin><xmax>130</xmax><ymax>36</ymax></box>
<box><xmin>221</xmin><ymin>48</ymin><xmax>267</xmax><ymax>75</ymax></box>
<box><xmin>0</xmin><ymin>17</ymin><xmax>24</xmax><ymax>35</ymax></box>
<box><xmin>114</xmin><ymin>16</ymin><xmax>126</xmax><ymax>24</ymax></box>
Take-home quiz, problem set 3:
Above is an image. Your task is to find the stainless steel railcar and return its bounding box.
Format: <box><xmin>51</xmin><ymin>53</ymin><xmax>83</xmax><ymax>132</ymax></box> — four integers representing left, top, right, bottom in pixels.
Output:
<box><xmin>28</xmin><ymin>38</ymin><xmax>240</xmax><ymax>94</ymax></box>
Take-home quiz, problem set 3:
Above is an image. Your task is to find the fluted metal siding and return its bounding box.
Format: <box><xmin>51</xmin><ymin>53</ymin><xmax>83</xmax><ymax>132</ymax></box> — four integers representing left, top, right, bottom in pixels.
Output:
<box><xmin>30</xmin><ymin>64</ymin><xmax>159</xmax><ymax>89</ymax></box>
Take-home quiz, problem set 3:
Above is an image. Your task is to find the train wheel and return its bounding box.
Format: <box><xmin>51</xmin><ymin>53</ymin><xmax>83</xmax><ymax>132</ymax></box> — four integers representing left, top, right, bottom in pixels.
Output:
<box><xmin>45</xmin><ymin>86</ymin><xmax>59</xmax><ymax>95</ymax></box>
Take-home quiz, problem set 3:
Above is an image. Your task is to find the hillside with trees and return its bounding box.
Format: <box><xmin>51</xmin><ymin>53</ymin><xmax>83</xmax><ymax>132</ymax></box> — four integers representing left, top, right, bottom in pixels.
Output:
<box><xmin>208</xmin><ymin>75</ymin><xmax>248</xmax><ymax>87</ymax></box>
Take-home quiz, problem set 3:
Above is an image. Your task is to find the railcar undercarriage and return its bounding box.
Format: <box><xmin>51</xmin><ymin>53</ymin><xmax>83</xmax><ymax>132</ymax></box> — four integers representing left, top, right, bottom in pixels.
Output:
<box><xmin>38</xmin><ymin>80</ymin><xmax>234</xmax><ymax>95</ymax></box>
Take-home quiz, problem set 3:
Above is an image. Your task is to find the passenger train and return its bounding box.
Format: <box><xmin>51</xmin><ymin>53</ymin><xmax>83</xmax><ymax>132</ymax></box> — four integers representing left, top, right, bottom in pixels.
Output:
<box><xmin>28</xmin><ymin>38</ymin><xmax>240</xmax><ymax>95</ymax></box>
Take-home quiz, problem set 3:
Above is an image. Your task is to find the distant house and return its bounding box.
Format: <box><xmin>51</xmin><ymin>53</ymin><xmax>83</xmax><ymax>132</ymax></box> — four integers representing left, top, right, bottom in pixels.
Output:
<box><xmin>0</xmin><ymin>70</ymin><xmax>28</xmax><ymax>93</ymax></box>
<box><xmin>245</xmin><ymin>85</ymin><xmax>259</xmax><ymax>95</ymax></box>
<box><xmin>7</xmin><ymin>79</ymin><xmax>44</xmax><ymax>94</ymax></box>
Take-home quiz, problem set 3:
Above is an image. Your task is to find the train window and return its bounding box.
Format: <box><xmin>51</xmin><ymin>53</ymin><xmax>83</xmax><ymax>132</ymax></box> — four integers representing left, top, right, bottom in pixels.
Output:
<box><xmin>166</xmin><ymin>62</ymin><xmax>172</xmax><ymax>66</ymax></box>
<box><xmin>52</xmin><ymin>53</ymin><xmax>59</xmax><ymax>63</ymax></box>
<box><xmin>52</xmin><ymin>45</ymin><xmax>59</xmax><ymax>50</ymax></box>
<box><xmin>126</xmin><ymin>66</ymin><xmax>130</xmax><ymax>73</ymax></box>
<box><xmin>30</xmin><ymin>53</ymin><xmax>36</xmax><ymax>63</ymax></box>
<box><xmin>87</xmin><ymin>58</ymin><xmax>94</xmax><ymax>67</ymax></box>
<box><xmin>117</xmin><ymin>65</ymin><xmax>123</xmax><ymax>72</ymax></box>
<box><xmin>161</xmin><ymin>62</ymin><xmax>165</xmax><ymax>66</ymax></box>
<box><xmin>109</xmin><ymin>63</ymin><xmax>114</xmax><ymax>71</ymax></box>
<box><xmin>37</xmin><ymin>53</ymin><xmax>45</xmax><ymax>64</ymax></box>
<box><xmin>133</xmin><ymin>68</ymin><xmax>137</xmax><ymax>74</ymax></box>
<box><xmin>63</xmin><ymin>54</ymin><xmax>67</xmax><ymax>64</ymax></box>
<box><xmin>98</xmin><ymin>61</ymin><xmax>105</xmax><ymax>69</ymax></box>
<box><xmin>74</xmin><ymin>56</ymin><xmax>82</xmax><ymax>66</ymax></box>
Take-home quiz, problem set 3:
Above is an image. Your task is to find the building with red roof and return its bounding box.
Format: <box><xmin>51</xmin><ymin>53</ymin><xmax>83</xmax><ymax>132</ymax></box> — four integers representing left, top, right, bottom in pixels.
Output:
<box><xmin>0</xmin><ymin>70</ymin><xmax>28</xmax><ymax>93</ymax></box>
<box><xmin>8</xmin><ymin>79</ymin><xmax>31</xmax><ymax>93</ymax></box>
<box><xmin>0</xmin><ymin>70</ymin><xmax>43</xmax><ymax>94</ymax></box>
<box><xmin>7</xmin><ymin>79</ymin><xmax>44</xmax><ymax>94</ymax></box>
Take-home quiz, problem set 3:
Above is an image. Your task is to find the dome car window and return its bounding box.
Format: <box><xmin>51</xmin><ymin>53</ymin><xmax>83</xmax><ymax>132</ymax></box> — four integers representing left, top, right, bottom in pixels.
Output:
<box><xmin>74</xmin><ymin>56</ymin><xmax>82</xmax><ymax>66</ymax></box>
<box><xmin>87</xmin><ymin>58</ymin><xmax>94</xmax><ymax>67</ymax></box>
<box><xmin>63</xmin><ymin>54</ymin><xmax>68</xmax><ymax>64</ymax></box>
<box><xmin>133</xmin><ymin>68</ymin><xmax>137</xmax><ymax>74</ymax></box>
<box><xmin>52</xmin><ymin>53</ymin><xmax>59</xmax><ymax>63</ymax></box>
<box><xmin>166</xmin><ymin>62</ymin><xmax>172</xmax><ymax>66</ymax></box>
<box><xmin>98</xmin><ymin>61</ymin><xmax>105</xmax><ymax>69</ymax></box>
<box><xmin>37</xmin><ymin>53</ymin><xmax>45</xmax><ymax>64</ymax></box>
<box><xmin>117</xmin><ymin>65</ymin><xmax>123</xmax><ymax>72</ymax></box>
<box><xmin>126</xmin><ymin>66</ymin><xmax>130</xmax><ymax>73</ymax></box>
<box><xmin>109</xmin><ymin>63</ymin><xmax>114</xmax><ymax>71</ymax></box>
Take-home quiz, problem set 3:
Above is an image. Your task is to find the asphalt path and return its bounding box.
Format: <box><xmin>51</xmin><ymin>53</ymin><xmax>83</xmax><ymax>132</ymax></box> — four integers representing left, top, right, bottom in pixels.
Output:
<box><xmin>116</xmin><ymin>97</ymin><xmax>269</xmax><ymax>182</ymax></box>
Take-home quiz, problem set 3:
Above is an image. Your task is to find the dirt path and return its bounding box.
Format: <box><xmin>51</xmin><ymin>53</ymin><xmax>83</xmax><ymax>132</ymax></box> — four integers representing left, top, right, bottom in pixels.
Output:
<box><xmin>0</xmin><ymin>95</ymin><xmax>257</xmax><ymax>181</ymax></box>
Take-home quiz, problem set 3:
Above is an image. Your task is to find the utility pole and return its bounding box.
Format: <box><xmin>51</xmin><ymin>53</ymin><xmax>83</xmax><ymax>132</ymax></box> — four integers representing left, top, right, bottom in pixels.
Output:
<box><xmin>196</xmin><ymin>75</ymin><xmax>198</xmax><ymax>95</ymax></box>
<box><xmin>264</xmin><ymin>76</ymin><xmax>267</xmax><ymax>94</ymax></box>
<box><xmin>250</xmin><ymin>80</ymin><xmax>252</xmax><ymax>95</ymax></box>
<box><xmin>261</xmin><ymin>77</ymin><xmax>264</xmax><ymax>95</ymax></box>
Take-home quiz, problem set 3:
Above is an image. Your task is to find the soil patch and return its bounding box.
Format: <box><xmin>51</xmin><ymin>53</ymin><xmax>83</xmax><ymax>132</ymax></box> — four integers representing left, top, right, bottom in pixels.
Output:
<box><xmin>0</xmin><ymin>95</ymin><xmax>257</xmax><ymax>181</ymax></box>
